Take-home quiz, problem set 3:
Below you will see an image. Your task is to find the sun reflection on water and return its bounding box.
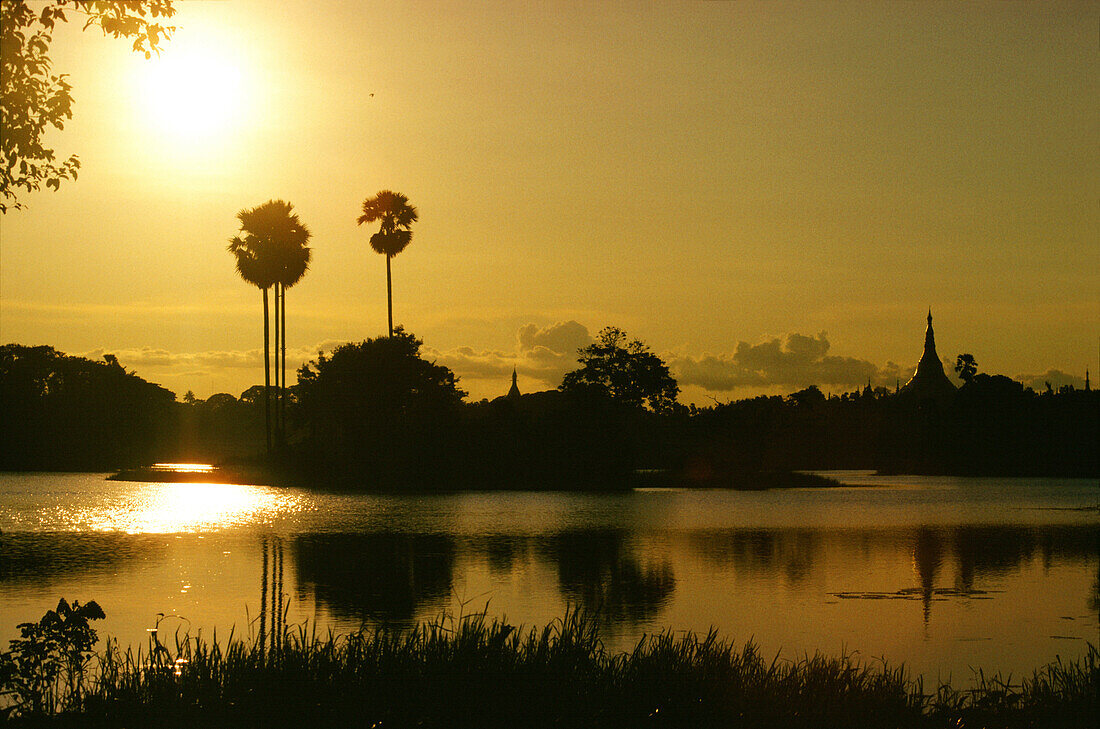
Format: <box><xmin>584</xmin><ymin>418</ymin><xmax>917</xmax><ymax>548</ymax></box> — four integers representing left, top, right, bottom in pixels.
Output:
<box><xmin>84</xmin><ymin>482</ymin><xmax>299</xmax><ymax>533</ymax></box>
<box><xmin>150</xmin><ymin>463</ymin><xmax>217</xmax><ymax>473</ymax></box>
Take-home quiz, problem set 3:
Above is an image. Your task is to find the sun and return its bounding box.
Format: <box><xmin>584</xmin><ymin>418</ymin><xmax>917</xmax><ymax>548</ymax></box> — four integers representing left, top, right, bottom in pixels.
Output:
<box><xmin>134</xmin><ymin>42</ymin><xmax>248</xmax><ymax>143</ymax></box>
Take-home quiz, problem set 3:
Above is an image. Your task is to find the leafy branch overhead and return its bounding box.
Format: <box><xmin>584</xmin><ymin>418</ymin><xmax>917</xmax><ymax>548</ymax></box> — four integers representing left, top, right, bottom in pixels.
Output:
<box><xmin>0</xmin><ymin>1</ymin><xmax>176</xmax><ymax>212</ymax></box>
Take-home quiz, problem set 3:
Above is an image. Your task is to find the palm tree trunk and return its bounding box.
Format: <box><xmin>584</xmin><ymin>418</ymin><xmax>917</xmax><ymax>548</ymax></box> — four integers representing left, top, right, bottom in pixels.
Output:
<box><xmin>262</xmin><ymin>287</ymin><xmax>272</xmax><ymax>454</ymax></box>
<box><xmin>259</xmin><ymin>536</ymin><xmax>268</xmax><ymax>659</ymax></box>
<box><xmin>386</xmin><ymin>253</ymin><xmax>393</xmax><ymax>338</ymax></box>
<box><xmin>273</xmin><ymin>284</ymin><xmax>281</xmax><ymax>447</ymax></box>
<box><xmin>270</xmin><ymin>536</ymin><xmax>279</xmax><ymax>652</ymax></box>
<box><xmin>280</xmin><ymin>284</ymin><xmax>287</xmax><ymax>445</ymax></box>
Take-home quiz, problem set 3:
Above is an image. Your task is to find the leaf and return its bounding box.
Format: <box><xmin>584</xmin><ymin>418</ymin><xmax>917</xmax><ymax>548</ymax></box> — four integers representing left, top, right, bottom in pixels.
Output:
<box><xmin>80</xmin><ymin>601</ymin><xmax>106</xmax><ymax>621</ymax></box>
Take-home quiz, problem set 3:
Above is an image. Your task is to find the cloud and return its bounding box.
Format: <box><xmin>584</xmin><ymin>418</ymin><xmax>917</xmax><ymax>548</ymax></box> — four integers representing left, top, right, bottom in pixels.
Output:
<box><xmin>82</xmin><ymin>339</ymin><xmax>352</xmax><ymax>374</ymax></box>
<box><xmin>517</xmin><ymin>320</ymin><xmax>591</xmax><ymax>355</ymax></box>
<box><xmin>880</xmin><ymin>360</ymin><xmax>917</xmax><ymax>389</ymax></box>
<box><xmin>82</xmin><ymin>326</ymin><xmax>975</xmax><ymax>401</ymax></box>
<box><xmin>424</xmin><ymin>321</ymin><xmax>593</xmax><ymax>386</ymax></box>
<box><xmin>425</xmin><ymin>346</ymin><xmax>515</xmax><ymax>380</ymax></box>
<box><xmin>515</xmin><ymin>320</ymin><xmax>592</xmax><ymax>382</ymax></box>
<box><xmin>83</xmin><ymin>323</ymin><xmax>590</xmax><ymax>398</ymax></box>
<box><xmin>669</xmin><ymin>332</ymin><xmax>889</xmax><ymax>391</ymax></box>
<box><xmin>82</xmin><ymin>347</ymin><xmax>261</xmax><ymax>369</ymax></box>
<box><xmin>1014</xmin><ymin>368</ymin><xmax>1087</xmax><ymax>391</ymax></box>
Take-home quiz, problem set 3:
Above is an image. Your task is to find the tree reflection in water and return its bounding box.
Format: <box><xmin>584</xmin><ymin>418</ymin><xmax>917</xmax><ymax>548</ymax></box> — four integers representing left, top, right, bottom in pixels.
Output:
<box><xmin>258</xmin><ymin>535</ymin><xmax>286</xmax><ymax>654</ymax></box>
<box><xmin>687</xmin><ymin>528</ymin><xmax>824</xmax><ymax>584</ymax></box>
<box><xmin>912</xmin><ymin>527</ymin><xmax>946</xmax><ymax>626</ymax></box>
<box><xmin>0</xmin><ymin>532</ymin><xmax>167</xmax><ymax>585</ymax></box>
<box><xmin>537</xmin><ymin>530</ymin><xmax>676</xmax><ymax>626</ymax></box>
<box><xmin>293</xmin><ymin>533</ymin><xmax>455</xmax><ymax>623</ymax></box>
<box><xmin>247</xmin><ymin>524</ymin><xmax>1100</xmax><ymax>638</ymax></box>
<box><xmin>3</xmin><ymin>522</ymin><xmax>1092</xmax><ymax>649</ymax></box>
<box><xmin>684</xmin><ymin>524</ymin><xmax>1098</xmax><ymax>627</ymax></box>
<box><xmin>475</xmin><ymin>535</ymin><xmax>527</xmax><ymax>575</ymax></box>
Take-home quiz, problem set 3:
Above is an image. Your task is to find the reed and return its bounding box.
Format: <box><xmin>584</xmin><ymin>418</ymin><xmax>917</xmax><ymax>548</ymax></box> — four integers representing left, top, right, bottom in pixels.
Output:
<box><xmin>5</xmin><ymin>607</ymin><xmax>1097</xmax><ymax>728</ymax></box>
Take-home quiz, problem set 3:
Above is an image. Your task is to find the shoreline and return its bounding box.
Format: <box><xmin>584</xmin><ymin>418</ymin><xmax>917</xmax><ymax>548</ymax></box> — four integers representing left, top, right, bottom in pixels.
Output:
<box><xmin>104</xmin><ymin>464</ymin><xmax>850</xmax><ymax>491</ymax></box>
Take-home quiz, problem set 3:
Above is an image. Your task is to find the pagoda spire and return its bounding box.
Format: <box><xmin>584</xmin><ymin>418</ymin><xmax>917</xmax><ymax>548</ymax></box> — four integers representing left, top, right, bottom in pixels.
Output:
<box><xmin>900</xmin><ymin>308</ymin><xmax>956</xmax><ymax>405</ymax></box>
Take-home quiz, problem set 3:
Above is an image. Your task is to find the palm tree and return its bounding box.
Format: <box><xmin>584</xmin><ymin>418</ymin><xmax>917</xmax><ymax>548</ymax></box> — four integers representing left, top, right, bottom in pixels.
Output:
<box><xmin>357</xmin><ymin>190</ymin><xmax>417</xmax><ymax>337</ymax></box>
<box><xmin>228</xmin><ymin>200</ymin><xmax>310</xmax><ymax>452</ymax></box>
<box><xmin>954</xmin><ymin>353</ymin><xmax>978</xmax><ymax>385</ymax></box>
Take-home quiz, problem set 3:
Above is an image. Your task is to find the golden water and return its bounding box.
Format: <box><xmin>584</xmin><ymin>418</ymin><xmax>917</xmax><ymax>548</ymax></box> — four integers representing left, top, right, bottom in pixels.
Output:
<box><xmin>1</xmin><ymin>471</ymin><xmax>1095</xmax><ymax>685</ymax></box>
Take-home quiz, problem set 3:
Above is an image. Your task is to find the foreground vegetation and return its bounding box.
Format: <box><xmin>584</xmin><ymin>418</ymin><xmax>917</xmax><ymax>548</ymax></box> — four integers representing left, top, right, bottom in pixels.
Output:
<box><xmin>2</xmin><ymin>601</ymin><xmax>1096</xmax><ymax>728</ymax></box>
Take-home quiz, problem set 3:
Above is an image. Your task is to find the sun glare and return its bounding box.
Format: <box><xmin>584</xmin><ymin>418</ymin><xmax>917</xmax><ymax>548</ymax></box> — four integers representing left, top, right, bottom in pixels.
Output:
<box><xmin>134</xmin><ymin>43</ymin><xmax>247</xmax><ymax>143</ymax></box>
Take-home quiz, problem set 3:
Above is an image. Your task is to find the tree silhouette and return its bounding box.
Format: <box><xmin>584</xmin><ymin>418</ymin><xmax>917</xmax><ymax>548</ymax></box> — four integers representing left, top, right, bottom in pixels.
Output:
<box><xmin>1</xmin><ymin>1</ymin><xmax>176</xmax><ymax>212</ymax></box>
<box><xmin>297</xmin><ymin>328</ymin><xmax>465</xmax><ymax>431</ymax></box>
<box><xmin>0</xmin><ymin>344</ymin><xmax>174</xmax><ymax>469</ymax></box>
<box><xmin>560</xmin><ymin>327</ymin><xmax>680</xmax><ymax>414</ymax></box>
<box><xmin>357</xmin><ymin>190</ymin><xmax>418</xmax><ymax>337</ymax></box>
<box><xmin>296</xmin><ymin>328</ymin><xmax>465</xmax><ymax>481</ymax></box>
<box><xmin>228</xmin><ymin>200</ymin><xmax>310</xmax><ymax>453</ymax></box>
<box><xmin>954</xmin><ymin>353</ymin><xmax>978</xmax><ymax>385</ymax></box>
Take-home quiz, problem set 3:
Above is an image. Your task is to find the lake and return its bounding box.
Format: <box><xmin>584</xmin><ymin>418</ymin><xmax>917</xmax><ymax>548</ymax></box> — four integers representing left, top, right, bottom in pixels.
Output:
<box><xmin>1</xmin><ymin>471</ymin><xmax>1096</xmax><ymax>686</ymax></box>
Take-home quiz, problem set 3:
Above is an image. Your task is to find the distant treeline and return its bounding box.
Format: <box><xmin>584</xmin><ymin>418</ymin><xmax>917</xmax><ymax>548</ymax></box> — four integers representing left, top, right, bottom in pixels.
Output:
<box><xmin>1</xmin><ymin>342</ymin><xmax>1096</xmax><ymax>481</ymax></box>
<box><xmin>675</xmin><ymin>377</ymin><xmax>1098</xmax><ymax>479</ymax></box>
<box><xmin>0</xmin><ymin>344</ymin><xmax>264</xmax><ymax>470</ymax></box>
<box><xmin>0</xmin><ymin>345</ymin><xmax>175</xmax><ymax>470</ymax></box>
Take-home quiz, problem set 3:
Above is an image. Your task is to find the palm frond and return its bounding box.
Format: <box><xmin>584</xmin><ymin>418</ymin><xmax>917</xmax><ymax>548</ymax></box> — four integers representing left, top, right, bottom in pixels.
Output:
<box><xmin>228</xmin><ymin>200</ymin><xmax>310</xmax><ymax>289</ymax></box>
<box><xmin>369</xmin><ymin>229</ymin><xmax>412</xmax><ymax>257</ymax></box>
<box><xmin>359</xmin><ymin>190</ymin><xmax>416</xmax><ymax>256</ymax></box>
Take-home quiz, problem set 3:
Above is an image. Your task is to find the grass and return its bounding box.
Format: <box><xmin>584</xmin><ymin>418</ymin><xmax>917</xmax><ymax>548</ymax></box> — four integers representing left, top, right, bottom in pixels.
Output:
<box><xmin>5</xmin><ymin>608</ymin><xmax>1097</xmax><ymax>728</ymax></box>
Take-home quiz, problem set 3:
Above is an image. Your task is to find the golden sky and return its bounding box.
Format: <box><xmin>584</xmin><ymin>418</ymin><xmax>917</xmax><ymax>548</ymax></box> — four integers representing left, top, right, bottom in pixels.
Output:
<box><xmin>1</xmin><ymin>0</ymin><xmax>1097</xmax><ymax>403</ymax></box>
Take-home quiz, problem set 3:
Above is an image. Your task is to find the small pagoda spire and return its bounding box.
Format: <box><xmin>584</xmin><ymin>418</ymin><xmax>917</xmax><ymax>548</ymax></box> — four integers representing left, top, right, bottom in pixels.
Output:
<box><xmin>924</xmin><ymin>308</ymin><xmax>935</xmax><ymax>351</ymax></box>
<box><xmin>507</xmin><ymin>366</ymin><xmax>521</xmax><ymax>399</ymax></box>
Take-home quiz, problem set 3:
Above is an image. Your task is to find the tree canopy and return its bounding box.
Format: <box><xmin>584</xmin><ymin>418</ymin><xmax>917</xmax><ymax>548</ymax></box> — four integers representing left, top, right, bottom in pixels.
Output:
<box><xmin>228</xmin><ymin>200</ymin><xmax>312</xmax><ymax>289</ymax></box>
<box><xmin>0</xmin><ymin>344</ymin><xmax>175</xmax><ymax>469</ymax></box>
<box><xmin>1</xmin><ymin>1</ymin><xmax>175</xmax><ymax>211</ymax></box>
<box><xmin>297</xmin><ymin>328</ymin><xmax>465</xmax><ymax>428</ymax></box>
<box><xmin>357</xmin><ymin>190</ymin><xmax>418</xmax><ymax>258</ymax></box>
<box><xmin>560</xmin><ymin>327</ymin><xmax>680</xmax><ymax>414</ymax></box>
<box><xmin>295</xmin><ymin>329</ymin><xmax>466</xmax><ymax>483</ymax></box>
